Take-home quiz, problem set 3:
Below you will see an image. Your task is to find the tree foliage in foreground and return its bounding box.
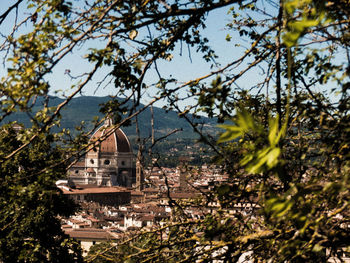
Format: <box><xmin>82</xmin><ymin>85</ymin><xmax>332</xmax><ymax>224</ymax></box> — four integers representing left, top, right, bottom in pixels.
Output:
<box><xmin>0</xmin><ymin>125</ymin><xmax>83</xmax><ymax>262</ymax></box>
<box><xmin>0</xmin><ymin>0</ymin><xmax>349</xmax><ymax>262</ymax></box>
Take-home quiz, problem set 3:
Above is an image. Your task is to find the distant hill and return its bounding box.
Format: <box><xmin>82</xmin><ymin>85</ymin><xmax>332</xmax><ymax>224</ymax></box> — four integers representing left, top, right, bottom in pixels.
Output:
<box><xmin>5</xmin><ymin>96</ymin><xmax>220</xmax><ymax>166</ymax></box>
<box><xmin>5</xmin><ymin>96</ymin><xmax>219</xmax><ymax>141</ymax></box>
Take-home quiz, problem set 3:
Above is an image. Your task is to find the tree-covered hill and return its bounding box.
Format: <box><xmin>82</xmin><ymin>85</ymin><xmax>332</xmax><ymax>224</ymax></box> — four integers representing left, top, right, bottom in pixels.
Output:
<box><xmin>6</xmin><ymin>96</ymin><xmax>218</xmax><ymax>139</ymax></box>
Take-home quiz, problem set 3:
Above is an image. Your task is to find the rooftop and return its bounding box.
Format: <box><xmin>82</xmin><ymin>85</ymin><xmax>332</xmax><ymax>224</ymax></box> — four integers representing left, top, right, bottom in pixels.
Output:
<box><xmin>64</xmin><ymin>228</ymin><xmax>119</xmax><ymax>240</ymax></box>
<box><xmin>61</xmin><ymin>186</ymin><xmax>130</xmax><ymax>195</ymax></box>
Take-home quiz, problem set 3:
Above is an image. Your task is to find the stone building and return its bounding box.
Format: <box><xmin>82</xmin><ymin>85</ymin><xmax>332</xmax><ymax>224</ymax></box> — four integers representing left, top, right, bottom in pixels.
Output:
<box><xmin>63</xmin><ymin>228</ymin><xmax>121</xmax><ymax>256</ymax></box>
<box><xmin>68</xmin><ymin>119</ymin><xmax>135</xmax><ymax>187</ymax></box>
<box><xmin>60</xmin><ymin>186</ymin><xmax>131</xmax><ymax>206</ymax></box>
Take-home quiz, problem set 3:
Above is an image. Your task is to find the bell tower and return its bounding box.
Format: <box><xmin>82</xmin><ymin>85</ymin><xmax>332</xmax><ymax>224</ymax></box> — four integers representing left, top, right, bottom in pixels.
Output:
<box><xmin>179</xmin><ymin>156</ymin><xmax>190</xmax><ymax>191</ymax></box>
<box><xmin>135</xmin><ymin>146</ymin><xmax>144</xmax><ymax>191</ymax></box>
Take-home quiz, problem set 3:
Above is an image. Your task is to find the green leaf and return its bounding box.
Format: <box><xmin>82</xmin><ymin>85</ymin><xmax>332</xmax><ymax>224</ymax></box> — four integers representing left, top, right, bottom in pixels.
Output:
<box><xmin>218</xmin><ymin>108</ymin><xmax>261</xmax><ymax>143</ymax></box>
<box><xmin>312</xmin><ymin>243</ymin><xmax>324</xmax><ymax>253</ymax></box>
<box><xmin>268</xmin><ymin>116</ymin><xmax>279</xmax><ymax>146</ymax></box>
<box><xmin>265</xmin><ymin>147</ymin><xmax>281</xmax><ymax>168</ymax></box>
<box><xmin>129</xmin><ymin>30</ymin><xmax>138</xmax><ymax>40</ymax></box>
<box><xmin>217</xmin><ymin>124</ymin><xmax>244</xmax><ymax>143</ymax></box>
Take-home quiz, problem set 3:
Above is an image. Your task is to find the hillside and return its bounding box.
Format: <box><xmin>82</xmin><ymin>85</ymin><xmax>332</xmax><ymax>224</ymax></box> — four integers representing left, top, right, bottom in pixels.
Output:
<box><xmin>5</xmin><ymin>96</ymin><xmax>219</xmax><ymax>165</ymax></box>
<box><xmin>6</xmin><ymin>96</ymin><xmax>218</xmax><ymax>137</ymax></box>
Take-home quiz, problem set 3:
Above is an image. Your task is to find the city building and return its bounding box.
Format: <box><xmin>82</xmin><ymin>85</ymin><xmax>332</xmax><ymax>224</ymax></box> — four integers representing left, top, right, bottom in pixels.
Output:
<box><xmin>60</xmin><ymin>185</ymin><xmax>131</xmax><ymax>206</ymax></box>
<box><xmin>68</xmin><ymin>118</ymin><xmax>135</xmax><ymax>187</ymax></box>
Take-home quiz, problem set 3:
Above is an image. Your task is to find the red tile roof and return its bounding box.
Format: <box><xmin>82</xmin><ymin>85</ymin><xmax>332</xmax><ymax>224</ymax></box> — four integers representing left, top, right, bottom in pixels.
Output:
<box><xmin>89</xmin><ymin>125</ymin><xmax>131</xmax><ymax>153</ymax></box>
<box><xmin>64</xmin><ymin>228</ymin><xmax>118</xmax><ymax>240</ymax></box>
<box><xmin>62</xmin><ymin>186</ymin><xmax>130</xmax><ymax>195</ymax></box>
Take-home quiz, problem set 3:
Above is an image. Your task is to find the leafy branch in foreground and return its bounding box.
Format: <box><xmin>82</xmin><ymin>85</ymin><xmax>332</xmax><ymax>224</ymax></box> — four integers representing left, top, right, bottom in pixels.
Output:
<box><xmin>0</xmin><ymin>0</ymin><xmax>349</xmax><ymax>262</ymax></box>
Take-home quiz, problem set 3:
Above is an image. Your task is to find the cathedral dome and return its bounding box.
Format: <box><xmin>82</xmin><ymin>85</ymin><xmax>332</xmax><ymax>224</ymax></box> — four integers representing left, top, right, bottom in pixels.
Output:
<box><xmin>89</xmin><ymin>119</ymin><xmax>132</xmax><ymax>153</ymax></box>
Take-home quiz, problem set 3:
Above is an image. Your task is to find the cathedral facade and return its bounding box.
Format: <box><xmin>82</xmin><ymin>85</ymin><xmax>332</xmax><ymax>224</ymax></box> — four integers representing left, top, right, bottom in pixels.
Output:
<box><xmin>68</xmin><ymin>119</ymin><xmax>135</xmax><ymax>187</ymax></box>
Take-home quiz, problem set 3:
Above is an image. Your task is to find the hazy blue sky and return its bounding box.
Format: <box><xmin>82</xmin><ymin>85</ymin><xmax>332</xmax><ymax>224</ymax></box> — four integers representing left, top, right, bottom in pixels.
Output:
<box><xmin>0</xmin><ymin>1</ymin><xmax>291</xmax><ymax>112</ymax></box>
<box><xmin>0</xmin><ymin>1</ymin><xmax>247</xmax><ymax>103</ymax></box>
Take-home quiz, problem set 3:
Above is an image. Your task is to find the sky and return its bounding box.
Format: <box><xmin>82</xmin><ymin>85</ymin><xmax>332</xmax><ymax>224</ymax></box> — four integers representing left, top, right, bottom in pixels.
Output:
<box><xmin>0</xmin><ymin>1</ymin><xmax>253</xmax><ymax>110</ymax></box>
<box><xmin>2</xmin><ymin>1</ymin><xmax>344</xmax><ymax>106</ymax></box>
<box><xmin>4</xmin><ymin>1</ymin><xmax>342</xmax><ymax>112</ymax></box>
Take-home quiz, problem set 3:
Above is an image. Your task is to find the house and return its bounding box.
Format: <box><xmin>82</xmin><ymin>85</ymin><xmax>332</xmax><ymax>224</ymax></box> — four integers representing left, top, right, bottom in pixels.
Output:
<box><xmin>64</xmin><ymin>228</ymin><xmax>121</xmax><ymax>255</ymax></box>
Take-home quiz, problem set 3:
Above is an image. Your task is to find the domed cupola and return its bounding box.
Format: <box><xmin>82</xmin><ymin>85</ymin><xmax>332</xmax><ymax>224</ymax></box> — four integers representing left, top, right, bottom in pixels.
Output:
<box><xmin>89</xmin><ymin>118</ymin><xmax>132</xmax><ymax>153</ymax></box>
<box><xmin>68</xmin><ymin>118</ymin><xmax>135</xmax><ymax>187</ymax></box>
<box><xmin>82</xmin><ymin>118</ymin><xmax>134</xmax><ymax>187</ymax></box>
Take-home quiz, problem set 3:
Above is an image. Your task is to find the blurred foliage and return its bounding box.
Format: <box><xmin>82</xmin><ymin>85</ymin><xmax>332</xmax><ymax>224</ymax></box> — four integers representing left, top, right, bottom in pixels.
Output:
<box><xmin>0</xmin><ymin>0</ymin><xmax>349</xmax><ymax>262</ymax></box>
<box><xmin>0</xmin><ymin>124</ymin><xmax>83</xmax><ymax>262</ymax></box>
